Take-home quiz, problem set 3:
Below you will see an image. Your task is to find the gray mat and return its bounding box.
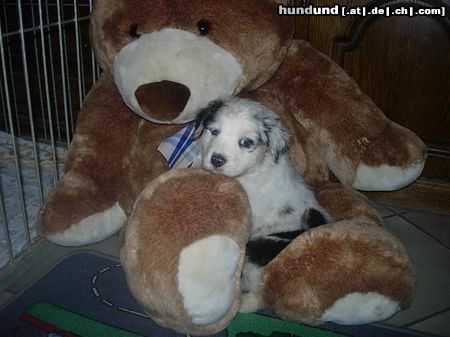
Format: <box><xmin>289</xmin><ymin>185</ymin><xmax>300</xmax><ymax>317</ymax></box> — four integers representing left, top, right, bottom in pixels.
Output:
<box><xmin>0</xmin><ymin>251</ymin><xmax>434</xmax><ymax>337</ymax></box>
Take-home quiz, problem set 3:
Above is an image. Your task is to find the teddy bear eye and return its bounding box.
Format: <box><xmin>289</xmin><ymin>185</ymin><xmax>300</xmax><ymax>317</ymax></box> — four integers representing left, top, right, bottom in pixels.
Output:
<box><xmin>129</xmin><ymin>24</ymin><xmax>142</xmax><ymax>39</ymax></box>
<box><xmin>197</xmin><ymin>20</ymin><xmax>211</xmax><ymax>36</ymax></box>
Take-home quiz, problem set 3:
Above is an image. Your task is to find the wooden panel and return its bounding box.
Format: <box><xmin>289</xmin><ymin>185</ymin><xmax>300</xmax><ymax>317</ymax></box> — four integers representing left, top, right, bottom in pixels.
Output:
<box><xmin>297</xmin><ymin>0</ymin><xmax>450</xmax><ymax>182</ymax></box>
<box><xmin>365</xmin><ymin>179</ymin><xmax>450</xmax><ymax>213</ymax></box>
<box><xmin>293</xmin><ymin>0</ymin><xmax>450</xmax><ymax>209</ymax></box>
<box><xmin>336</xmin><ymin>16</ymin><xmax>449</xmax><ymax>139</ymax></box>
<box><xmin>337</xmin><ymin>14</ymin><xmax>449</xmax><ymax>179</ymax></box>
<box><xmin>295</xmin><ymin>0</ymin><xmax>370</xmax><ymax>53</ymax></box>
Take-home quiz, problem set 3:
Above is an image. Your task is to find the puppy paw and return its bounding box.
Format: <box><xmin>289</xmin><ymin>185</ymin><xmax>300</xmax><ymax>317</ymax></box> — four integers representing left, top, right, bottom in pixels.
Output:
<box><xmin>178</xmin><ymin>235</ymin><xmax>241</xmax><ymax>325</ymax></box>
<box><xmin>240</xmin><ymin>292</ymin><xmax>264</xmax><ymax>313</ymax></box>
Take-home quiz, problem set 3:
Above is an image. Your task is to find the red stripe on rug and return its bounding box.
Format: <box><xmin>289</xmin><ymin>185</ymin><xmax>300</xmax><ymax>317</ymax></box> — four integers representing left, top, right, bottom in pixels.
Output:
<box><xmin>20</xmin><ymin>313</ymin><xmax>79</xmax><ymax>337</ymax></box>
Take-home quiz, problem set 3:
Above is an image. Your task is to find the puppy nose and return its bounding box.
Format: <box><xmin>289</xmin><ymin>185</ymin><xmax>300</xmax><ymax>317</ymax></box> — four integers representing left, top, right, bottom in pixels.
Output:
<box><xmin>211</xmin><ymin>153</ymin><xmax>226</xmax><ymax>168</ymax></box>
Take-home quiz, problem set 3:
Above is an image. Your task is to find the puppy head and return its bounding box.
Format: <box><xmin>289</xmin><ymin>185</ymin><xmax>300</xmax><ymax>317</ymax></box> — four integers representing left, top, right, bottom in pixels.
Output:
<box><xmin>196</xmin><ymin>97</ymin><xmax>290</xmax><ymax>177</ymax></box>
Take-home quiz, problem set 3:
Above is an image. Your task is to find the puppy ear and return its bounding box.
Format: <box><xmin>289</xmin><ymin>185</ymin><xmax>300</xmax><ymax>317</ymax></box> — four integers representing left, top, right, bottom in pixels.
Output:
<box><xmin>259</xmin><ymin>107</ymin><xmax>290</xmax><ymax>163</ymax></box>
<box><xmin>194</xmin><ymin>99</ymin><xmax>224</xmax><ymax>140</ymax></box>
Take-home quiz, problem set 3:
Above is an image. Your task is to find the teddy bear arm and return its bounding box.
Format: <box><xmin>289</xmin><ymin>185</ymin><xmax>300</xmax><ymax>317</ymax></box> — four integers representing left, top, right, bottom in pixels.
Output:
<box><xmin>39</xmin><ymin>76</ymin><xmax>140</xmax><ymax>246</ymax></box>
<box><xmin>262</xmin><ymin>40</ymin><xmax>426</xmax><ymax>191</ymax></box>
<box><xmin>263</xmin><ymin>183</ymin><xmax>415</xmax><ymax>325</ymax></box>
<box><xmin>121</xmin><ymin>169</ymin><xmax>252</xmax><ymax>335</ymax></box>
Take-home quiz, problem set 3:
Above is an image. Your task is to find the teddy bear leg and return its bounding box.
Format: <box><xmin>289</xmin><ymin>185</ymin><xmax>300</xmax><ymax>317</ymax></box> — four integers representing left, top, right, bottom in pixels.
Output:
<box><xmin>319</xmin><ymin>292</ymin><xmax>400</xmax><ymax>324</ymax></box>
<box><xmin>39</xmin><ymin>76</ymin><xmax>139</xmax><ymax>246</ymax></box>
<box><xmin>353</xmin><ymin>121</ymin><xmax>427</xmax><ymax>191</ymax></box>
<box><xmin>263</xmin><ymin>183</ymin><xmax>415</xmax><ymax>325</ymax></box>
<box><xmin>178</xmin><ymin>235</ymin><xmax>241</xmax><ymax>325</ymax></box>
<box><xmin>121</xmin><ymin>169</ymin><xmax>251</xmax><ymax>335</ymax></box>
<box><xmin>263</xmin><ymin>40</ymin><xmax>427</xmax><ymax>191</ymax></box>
<box><xmin>39</xmin><ymin>170</ymin><xmax>127</xmax><ymax>246</ymax></box>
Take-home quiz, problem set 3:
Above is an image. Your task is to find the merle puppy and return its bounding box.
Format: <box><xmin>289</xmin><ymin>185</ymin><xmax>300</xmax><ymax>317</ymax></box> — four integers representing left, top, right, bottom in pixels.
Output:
<box><xmin>196</xmin><ymin>97</ymin><xmax>330</xmax><ymax>312</ymax></box>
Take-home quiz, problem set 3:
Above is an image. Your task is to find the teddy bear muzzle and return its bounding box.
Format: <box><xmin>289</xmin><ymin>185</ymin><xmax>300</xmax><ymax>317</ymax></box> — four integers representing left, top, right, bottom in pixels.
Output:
<box><xmin>135</xmin><ymin>80</ymin><xmax>191</xmax><ymax>121</ymax></box>
<box><xmin>113</xmin><ymin>28</ymin><xmax>243</xmax><ymax>124</ymax></box>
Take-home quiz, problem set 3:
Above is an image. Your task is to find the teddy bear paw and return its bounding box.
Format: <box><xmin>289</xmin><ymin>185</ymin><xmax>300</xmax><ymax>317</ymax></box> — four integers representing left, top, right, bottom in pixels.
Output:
<box><xmin>44</xmin><ymin>202</ymin><xmax>126</xmax><ymax>246</ymax></box>
<box><xmin>353</xmin><ymin>161</ymin><xmax>425</xmax><ymax>191</ymax></box>
<box><xmin>178</xmin><ymin>235</ymin><xmax>241</xmax><ymax>325</ymax></box>
<box><xmin>320</xmin><ymin>292</ymin><xmax>400</xmax><ymax>325</ymax></box>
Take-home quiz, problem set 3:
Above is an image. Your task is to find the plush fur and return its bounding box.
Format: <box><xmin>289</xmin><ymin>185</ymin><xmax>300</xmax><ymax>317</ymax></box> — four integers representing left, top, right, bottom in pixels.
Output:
<box><xmin>121</xmin><ymin>169</ymin><xmax>251</xmax><ymax>334</ymax></box>
<box><xmin>39</xmin><ymin>0</ymin><xmax>424</xmax><ymax>334</ymax></box>
<box><xmin>264</xmin><ymin>183</ymin><xmax>415</xmax><ymax>324</ymax></box>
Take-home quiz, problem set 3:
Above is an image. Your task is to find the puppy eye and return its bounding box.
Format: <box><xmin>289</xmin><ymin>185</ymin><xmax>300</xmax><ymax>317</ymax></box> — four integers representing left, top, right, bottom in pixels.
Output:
<box><xmin>197</xmin><ymin>19</ymin><xmax>211</xmax><ymax>36</ymax></box>
<box><xmin>129</xmin><ymin>24</ymin><xmax>142</xmax><ymax>39</ymax></box>
<box><xmin>239</xmin><ymin>138</ymin><xmax>254</xmax><ymax>149</ymax></box>
<box><xmin>210</xmin><ymin>128</ymin><xmax>220</xmax><ymax>136</ymax></box>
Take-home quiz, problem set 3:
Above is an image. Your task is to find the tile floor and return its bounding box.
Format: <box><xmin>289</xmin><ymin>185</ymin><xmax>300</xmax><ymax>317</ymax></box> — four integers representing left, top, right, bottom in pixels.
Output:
<box><xmin>0</xmin><ymin>203</ymin><xmax>449</xmax><ymax>336</ymax></box>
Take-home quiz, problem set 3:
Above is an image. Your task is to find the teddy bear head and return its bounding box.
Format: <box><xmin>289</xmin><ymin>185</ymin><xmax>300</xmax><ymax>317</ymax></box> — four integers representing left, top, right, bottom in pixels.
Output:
<box><xmin>90</xmin><ymin>0</ymin><xmax>294</xmax><ymax>124</ymax></box>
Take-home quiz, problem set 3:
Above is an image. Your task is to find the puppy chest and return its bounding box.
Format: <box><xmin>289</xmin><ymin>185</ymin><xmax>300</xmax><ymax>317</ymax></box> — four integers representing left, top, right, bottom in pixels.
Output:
<box><xmin>250</xmin><ymin>201</ymin><xmax>306</xmax><ymax>236</ymax></box>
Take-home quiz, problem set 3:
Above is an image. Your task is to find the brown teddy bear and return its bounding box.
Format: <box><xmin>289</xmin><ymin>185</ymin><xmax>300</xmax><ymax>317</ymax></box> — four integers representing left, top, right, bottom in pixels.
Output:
<box><xmin>39</xmin><ymin>0</ymin><xmax>426</xmax><ymax>335</ymax></box>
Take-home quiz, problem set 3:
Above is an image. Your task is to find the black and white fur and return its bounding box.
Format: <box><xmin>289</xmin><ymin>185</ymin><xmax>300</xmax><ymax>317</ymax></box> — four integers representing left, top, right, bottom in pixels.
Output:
<box><xmin>196</xmin><ymin>97</ymin><xmax>330</xmax><ymax>313</ymax></box>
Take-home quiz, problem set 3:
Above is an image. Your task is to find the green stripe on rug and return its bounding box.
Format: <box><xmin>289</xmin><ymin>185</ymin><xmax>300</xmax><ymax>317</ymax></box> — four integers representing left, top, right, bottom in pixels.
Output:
<box><xmin>227</xmin><ymin>313</ymin><xmax>347</xmax><ymax>337</ymax></box>
<box><xmin>26</xmin><ymin>302</ymin><xmax>143</xmax><ymax>337</ymax></box>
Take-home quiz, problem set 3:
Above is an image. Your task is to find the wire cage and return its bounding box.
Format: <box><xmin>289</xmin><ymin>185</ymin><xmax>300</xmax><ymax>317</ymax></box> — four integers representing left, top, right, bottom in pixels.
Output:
<box><xmin>0</xmin><ymin>0</ymin><xmax>98</xmax><ymax>272</ymax></box>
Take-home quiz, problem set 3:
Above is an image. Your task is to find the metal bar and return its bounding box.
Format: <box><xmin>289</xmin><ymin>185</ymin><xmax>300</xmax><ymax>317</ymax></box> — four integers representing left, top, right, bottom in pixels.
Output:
<box><xmin>30</xmin><ymin>0</ymin><xmax>48</xmax><ymax>139</ymax></box>
<box><xmin>0</xmin><ymin>19</ymin><xmax>31</xmax><ymax>248</ymax></box>
<box><xmin>427</xmin><ymin>147</ymin><xmax>450</xmax><ymax>160</ymax></box>
<box><xmin>39</xmin><ymin>0</ymin><xmax>59</xmax><ymax>182</ymax></box>
<box><xmin>0</xmin><ymin>72</ymin><xmax>8</xmax><ymax>133</ymax></box>
<box><xmin>1</xmin><ymin>16</ymin><xmax>90</xmax><ymax>39</ymax></box>
<box><xmin>91</xmin><ymin>0</ymin><xmax>101</xmax><ymax>82</ymax></box>
<box><xmin>89</xmin><ymin>0</ymin><xmax>97</xmax><ymax>85</ymax></box>
<box><xmin>96</xmin><ymin>62</ymin><xmax>101</xmax><ymax>79</ymax></box>
<box><xmin>61</xmin><ymin>2</ymin><xmax>75</xmax><ymax>136</ymax></box>
<box><xmin>0</xmin><ymin>187</ymin><xmax>14</xmax><ymax>264</ymax></box>
<box><xmin>3</xmin><ymin>2</ymin><xmax>91</xmax><ymax>7</ymax></box>
<box><xmin>80</xmin><ymin>59</ymin><xmax>87</xmax><ymax>101</ymax></box>
<box><xmin>56</xmin><ymin>0</ymin><xmax>71</xmax><ymax>147</ymax></box>
<box><xmin>2</xmin><ymin>5</ymin><xmax>21</xmax><ymax>136</ymax></box>
<box><xmin>74</xmin><ymin>0</ymin><xmax>84</xmax><ymax>109</ymax></box>
<box><xmin>18</xmin><ymin>0</ymin><xmax>44</xmax><ymax>245</ymax></box>
<box><xmin>18</xmin><ymin>0</ymin><xmax>44</xmax><ymax>204</ymax></box>
<box><xmin>45</xmin><ymin>2</ymin><xmax>62</xmax><ymax>143</ymax></box>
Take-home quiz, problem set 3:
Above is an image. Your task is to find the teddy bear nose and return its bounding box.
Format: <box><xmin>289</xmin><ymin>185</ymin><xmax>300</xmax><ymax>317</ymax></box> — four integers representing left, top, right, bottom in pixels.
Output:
<box><xmin>135</xmin><ymin>80</ymin><xmax>191</xmax><ymax>121</ymax></box>
<box><xmin>211</xmin><ymin>153</ymin><xmax>227</xmax><ymax>168</ymax></box>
